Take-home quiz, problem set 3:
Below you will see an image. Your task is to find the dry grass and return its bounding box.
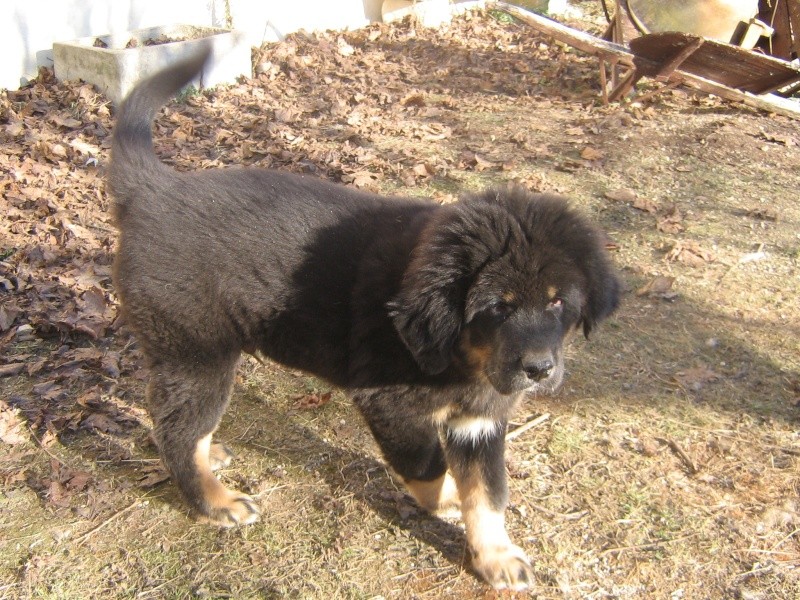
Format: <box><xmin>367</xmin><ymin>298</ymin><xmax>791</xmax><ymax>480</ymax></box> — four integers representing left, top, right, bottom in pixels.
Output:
<box><xmin>1</xmin><ymin>6</ymin><xmax>799</xmax><ymax>599</ymax></box>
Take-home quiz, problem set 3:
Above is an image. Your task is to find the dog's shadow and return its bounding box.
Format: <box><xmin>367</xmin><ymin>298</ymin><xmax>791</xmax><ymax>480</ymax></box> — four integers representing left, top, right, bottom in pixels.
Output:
<box><xmin>55</xmin><ymin>388</ymin><xmax>471</xmax><ymax>570</ymax></box>
<box><xmin>229</xmin><ymin>399</ymin><xmax>470</xmax><ymax>569</ymax></box>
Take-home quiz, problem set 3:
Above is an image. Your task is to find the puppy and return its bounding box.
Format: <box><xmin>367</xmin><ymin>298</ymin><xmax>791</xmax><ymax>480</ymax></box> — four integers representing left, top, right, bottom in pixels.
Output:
<box><xmin>109</xmin><ymin>47</ymin><xmax>620</xmax><ymax>591</ymax></box>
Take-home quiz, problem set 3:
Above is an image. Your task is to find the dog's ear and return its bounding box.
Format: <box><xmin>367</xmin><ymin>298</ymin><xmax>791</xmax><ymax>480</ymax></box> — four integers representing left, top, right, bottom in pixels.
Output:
<box><xmin>578</xmin><ymin>259</ymin><xmax>620</xmax><ymax>338</ymax></box>
<box><xmin>571</xmin><ymin>225</ymin><xmax>620</xmax><ymax>338</ymax></box>
<box><xmin>389</xmin><ymin>205</ymin><xmax>505</xmax><ymax>375</ymax></box>
<box><xmin>389</xmin><ymin>268</ymin><xmax>465</xmax><ymax>375</ymax></box>
<box><xmin>388</xmin><ymin>236</ymin><xmax>469</xmax><ymax>375</ymax></box>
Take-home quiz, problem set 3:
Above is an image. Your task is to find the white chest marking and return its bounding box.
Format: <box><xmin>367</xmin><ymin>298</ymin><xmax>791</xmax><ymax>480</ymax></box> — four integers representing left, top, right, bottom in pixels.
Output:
<box><xmin>447</xmin><ymin>416</ymin><xmax>502</xmax><ymax>445</ymax></box>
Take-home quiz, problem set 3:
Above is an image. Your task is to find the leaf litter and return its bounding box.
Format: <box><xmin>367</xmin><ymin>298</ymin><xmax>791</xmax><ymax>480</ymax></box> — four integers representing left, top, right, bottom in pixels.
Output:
<box><xmin>1</xmin><ymin>6</ymin><xmax>799</xmax><ymax>599</ymax></box>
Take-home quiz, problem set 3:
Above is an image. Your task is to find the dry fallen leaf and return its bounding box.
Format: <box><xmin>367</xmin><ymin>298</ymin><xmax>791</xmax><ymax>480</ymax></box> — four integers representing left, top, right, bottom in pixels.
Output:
<box><xmin>580</xmin><ymin>146</ymin><xmax>604</xmax><ymax>161</ymax></box>
<box><xmin>632</xmin><ymin>197</ymin><xmax>659</xmax><ymax>213</ymax></box>
<box><xmin>138</xmin><ymin>464</ymin><xmax>171</xmax><ymax>488</ymax></box>
<box><xmin>401</xmin><ymin>92</ymin><xmax>426</xmax><ymax>107</ymax></box>
<box><xmin>412</xmin><ymin>163</ymin><xmax>431</xmax><ymax>178</ymax></box>
<box><xmin>0</xmin><ymin>363</ymin><xmax>26</xmax><ymax>377</ymax></box>
<box><xmin>604</xmin><ymin>188</ymin><xmax>637</xmax><ymax>203</ymax></box>
<box><xmin>665</xmin><ymin>241</ymin><xmax>715</xmax><ymax>266</ymax></box>
<box><xmin>82</xmin><ymin>412</ymin><xmax>123</xmax><ymax>433</ymax></box>
<box><xmin>293</xmin><ymin>391</ymin><xmax>333</xmax><ymax>410</ymax></box>
<box><xmin>0</xmin><ymin>402</ymin><xmax>28</xmax><ymax>445</ymax></box>
<box><xmin>66</xmin><ymin>470</ymin><xmax>92</xmax><ymax>491</ymax></box>
<box><xmin>636</xmin><ymin>276</ymin><xmax>676</xmax><ymax>299</ymax></box>
<box><xmin>657</xmin><ymin>205</ymin><xmax>685</xmax><ymax>234</ymax></box>
<box><xmin>337</xmin><ymin>37</ymin><xmax>355</xmax><ymax>56</ymax></box>
<box><xmin>745</xmin><ymin>207</ymin><xmax>778</xmax><ymax>221</ymax></box>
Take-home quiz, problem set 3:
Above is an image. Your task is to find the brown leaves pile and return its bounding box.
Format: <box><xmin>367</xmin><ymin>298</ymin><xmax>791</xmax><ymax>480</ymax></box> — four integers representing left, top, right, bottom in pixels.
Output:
<box><xmin>1</xmin><ymin>66</ymin><xmax>137</xmax><ymax>448</ymax></box>
<box><xmin>1</xmin><ymin>68</ymin><xmax>117</xmax><ymax>342</ymax></box>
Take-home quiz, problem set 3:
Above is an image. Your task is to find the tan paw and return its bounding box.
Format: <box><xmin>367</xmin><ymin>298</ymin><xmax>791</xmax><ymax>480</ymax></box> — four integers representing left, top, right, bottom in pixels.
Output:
<box><xmin>201</xmin><ymin>492</ymin><xmax>261</xmax><ymax>528</ymax></box>
<box><xmin>208</xmin><ymin>442</ymin><xmax>235</xmax><ymax>471</ymax></box>
<box><xmin>471</xmin><ymin>543</ymin><xmax>534</xmax><ymax>591</ymax></box>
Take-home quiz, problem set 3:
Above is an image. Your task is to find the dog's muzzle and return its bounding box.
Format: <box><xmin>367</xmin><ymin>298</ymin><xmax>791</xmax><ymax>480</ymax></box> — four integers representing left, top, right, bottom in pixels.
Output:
<box><xmin>522</xmin><ymin>357</ymin><xmax>554</xmax><ymax>382</ymax></box>
<box><xmin>520</xmin><ymin>351</ymin><xmax>563</xmax><ymax>395</ymax></box>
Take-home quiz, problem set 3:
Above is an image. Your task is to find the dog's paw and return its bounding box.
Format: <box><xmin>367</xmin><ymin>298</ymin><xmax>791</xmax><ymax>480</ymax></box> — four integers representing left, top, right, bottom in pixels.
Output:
<box><xmin>471</xmin><ymin>543</ymin><xmax>534</xmax><ymax>591</ymax></box>
<box><xmin>201</xmin><ymin>492</ymin><xmax>261</xmax><ymax>528</ymax></box>
<box><xmin>405</xmin><ymin>472</ymin><xmax>461</xmax><ymax>518</ymax></box>
<box><xmin>208</xmin><ymin>443</ymin><xmax>235</xmax><ymax>471</ymax></box>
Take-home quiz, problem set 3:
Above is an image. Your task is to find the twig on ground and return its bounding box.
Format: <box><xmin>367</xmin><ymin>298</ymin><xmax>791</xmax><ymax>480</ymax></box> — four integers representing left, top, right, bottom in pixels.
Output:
<box><xmin>74</xmin><ymin>496</ymin><xmax>147</xmax><ymax>546</ymax></box>
<box><xmin>506</xmin><ymin>413</ymin><xmax>550</xmax><ymax>441</ymax></box>
<box><xmin>733</xmin><ymin>564</ymin><xmax>775</xmax><ymax>583</ymax></box>
<box><xmin>136</xmin><ymin>575</ymin><xmax>183</xmax><ymax>599</ymax></box>
<box><xmin>601</xmin><ymin>533</ymin><xmax>697</xmax><ymax>556</ymax></box>
<box><xmin>744</xmin><ymin>547</ymin><xmax>800</xmax><ymax>559</ymax></box>
<box><xmin>656</xmin><ymin>437</ymin><xmax>699</xmax><ymax>474</ymax></box>
<box><xmin>528</xmin><ymin>502</ymin><xmax>589</xmax><ymax>520</ymax></box>
<box><xmin>716</xmin><ymin>242</ymin><xmax>765</xmax><ymax>288</ymax></box>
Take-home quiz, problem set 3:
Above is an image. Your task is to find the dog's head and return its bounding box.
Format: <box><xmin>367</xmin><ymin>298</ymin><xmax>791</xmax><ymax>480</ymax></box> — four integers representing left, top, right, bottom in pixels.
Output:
<box><xmin>389</xmin><ymin>188</ymin><xmax>620</xmax><ymax>396</ymax></box>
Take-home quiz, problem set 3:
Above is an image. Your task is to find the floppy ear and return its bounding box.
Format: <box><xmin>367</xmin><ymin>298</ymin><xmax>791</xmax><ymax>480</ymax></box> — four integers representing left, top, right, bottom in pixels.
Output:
<box><xmin>388</xmin><ymin>235</ymin><xmax>470</xmax><ymax>375</ymax></box>
<box><xmin>575</xmin><ymin>229</ymin><xmax>621</xmax><ymax>338</ymax></box>
<box><xmin>388</xmin><ymin>205</ymin><xmax>504</xmax><ymax>375</ymax></box>
<box><xmin>388</xmin><ymin>263</ymin><xmax>466</xmax><ymax>375</ymax></box>
<box><xmin>579</xmin><ymin>260</ymin><xmax>620</xmax><ymax>338</ymax></box>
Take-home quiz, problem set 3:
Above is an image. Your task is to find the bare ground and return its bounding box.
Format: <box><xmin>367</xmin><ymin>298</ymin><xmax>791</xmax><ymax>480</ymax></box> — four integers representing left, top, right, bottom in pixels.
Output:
<box><xmin>1</xmin><ymin>5</ymin><xmax>799</xmax><ymax>599</ymax></box>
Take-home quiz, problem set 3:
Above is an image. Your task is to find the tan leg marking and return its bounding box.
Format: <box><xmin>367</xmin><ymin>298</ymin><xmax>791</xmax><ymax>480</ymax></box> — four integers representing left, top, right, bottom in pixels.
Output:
<box><xmin>194</xmin><ymin>434</ymin><xmax>260</xmax><ymax>527</ymax></box>
<box><xmin>404</xmin><ymin>472</ymin><xmax>461</xmax><ymax>518</ymax></box>
<box><xmin>457</xmin><ymin>467</ymin><xmax>533</xmax><ymax>591</ymax></box>
<box><xmin>209</xmin><ymin>442</ymin><xmax>235</xmax><ymax>471</ymax></box>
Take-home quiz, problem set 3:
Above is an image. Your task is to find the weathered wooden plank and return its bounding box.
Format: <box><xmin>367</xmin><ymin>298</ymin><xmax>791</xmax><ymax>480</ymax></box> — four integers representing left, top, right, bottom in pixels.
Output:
<box><xmin>630</xmin><ymin>32</ymin><xmax>800</xmax><ymax>93</ymax></box>
<box><xmin>495</xmin><ymin>2</ymin><xmax>636</xmax><ymax>65</ymax></box>
<box><xmin>495</xmin><ymin>2</ymin><xmax>800</xmax><ymax>120</ymax></box>
<box><xmin>652</xmin><ymin>36</ymin><xmax>705</xmax><ymax>81</ymax></box>
<box><xmin>787</xmin><ymin>0</ymin><xmax>800</xmax><ymax>57</ymax></box>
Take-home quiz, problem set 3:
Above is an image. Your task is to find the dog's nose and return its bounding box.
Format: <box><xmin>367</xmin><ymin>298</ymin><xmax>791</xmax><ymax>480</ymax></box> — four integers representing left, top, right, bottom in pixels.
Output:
<box><xmin>522</xmin><ymin>358</ymin><xmax>554</xmax><ymax>382</ymax></box>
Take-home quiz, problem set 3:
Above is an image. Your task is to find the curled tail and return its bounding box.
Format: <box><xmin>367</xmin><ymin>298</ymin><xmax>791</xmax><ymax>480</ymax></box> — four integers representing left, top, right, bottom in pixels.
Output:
<box><xmin>108</xmin><ymin>45</ymin><xmax>212</xmax><ymax>214</ymax></box>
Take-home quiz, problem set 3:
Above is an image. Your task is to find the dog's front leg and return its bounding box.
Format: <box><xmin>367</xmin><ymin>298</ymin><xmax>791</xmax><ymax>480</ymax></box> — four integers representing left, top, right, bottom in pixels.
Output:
<box><xmin>444</xmin><ymin>418</ymin><xmax>533</xmax><ymax>591</ymax></box>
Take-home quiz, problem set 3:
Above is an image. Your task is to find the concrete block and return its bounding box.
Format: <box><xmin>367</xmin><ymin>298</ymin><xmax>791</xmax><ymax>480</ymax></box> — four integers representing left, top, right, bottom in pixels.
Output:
<box><xmin>53</xmin><ymin>24</ymin><xmax>251</xmax><ymax>104</ymax></box>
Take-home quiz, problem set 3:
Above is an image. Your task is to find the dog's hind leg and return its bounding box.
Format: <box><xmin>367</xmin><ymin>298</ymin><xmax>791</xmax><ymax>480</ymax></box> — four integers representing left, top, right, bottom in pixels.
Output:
<box><xmin>146</xmin><ymin>355</ymin><xmax>260</xmax><ymax>527</ymax></box>
<box><xmin>402</xmin><ymin>470</ymin><xmax>461</xmax><ymax>518</ymax></box>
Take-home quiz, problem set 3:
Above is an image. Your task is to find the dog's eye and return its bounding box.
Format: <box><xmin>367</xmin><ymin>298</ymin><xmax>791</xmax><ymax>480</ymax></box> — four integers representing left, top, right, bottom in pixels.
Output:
<box><xmin>548</xmin><ymin>297</ymin><xmax>564</xmax><ymax>311</ymax></box>
<box><xmin>487</xmin><ymin>302</ymin><xmax>515</xmax><ymax>321</ymax></box>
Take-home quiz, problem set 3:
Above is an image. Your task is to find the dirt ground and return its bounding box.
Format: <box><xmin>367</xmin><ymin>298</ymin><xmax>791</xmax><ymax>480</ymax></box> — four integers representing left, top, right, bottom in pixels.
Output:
<box><xmin>1</xmin><ymin>4</ymin><xmax>799</xmax><ymax>599</ymax></box>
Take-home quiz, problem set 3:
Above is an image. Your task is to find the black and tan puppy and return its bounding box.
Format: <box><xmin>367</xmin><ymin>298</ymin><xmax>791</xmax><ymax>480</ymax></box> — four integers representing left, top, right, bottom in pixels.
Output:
<box><xmin>109</xmin><ymin>47</ymin><xmax>620</xmax><ymax>591</ymax></box>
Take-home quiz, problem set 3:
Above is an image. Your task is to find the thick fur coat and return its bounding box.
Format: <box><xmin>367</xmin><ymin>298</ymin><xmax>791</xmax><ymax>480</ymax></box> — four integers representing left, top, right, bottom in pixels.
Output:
<box><xmin>109</xmin><ymin>47</ymin><xmax>620</xmax><ymax>591</ymax></box>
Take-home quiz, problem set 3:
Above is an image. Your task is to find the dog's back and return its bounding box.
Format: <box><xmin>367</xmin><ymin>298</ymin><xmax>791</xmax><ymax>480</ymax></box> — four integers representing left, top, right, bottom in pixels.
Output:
<box><xmin>108</xmin><ymin>51</ymin><xmax>436</xmax><ymax>380</ymax></box>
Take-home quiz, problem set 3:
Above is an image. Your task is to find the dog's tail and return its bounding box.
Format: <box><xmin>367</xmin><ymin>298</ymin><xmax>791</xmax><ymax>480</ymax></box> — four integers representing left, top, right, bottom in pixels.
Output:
<box><xmin>108</xmin><ymin>45</ymin><xmax>212</xmax><ymax>209</ymax></box>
